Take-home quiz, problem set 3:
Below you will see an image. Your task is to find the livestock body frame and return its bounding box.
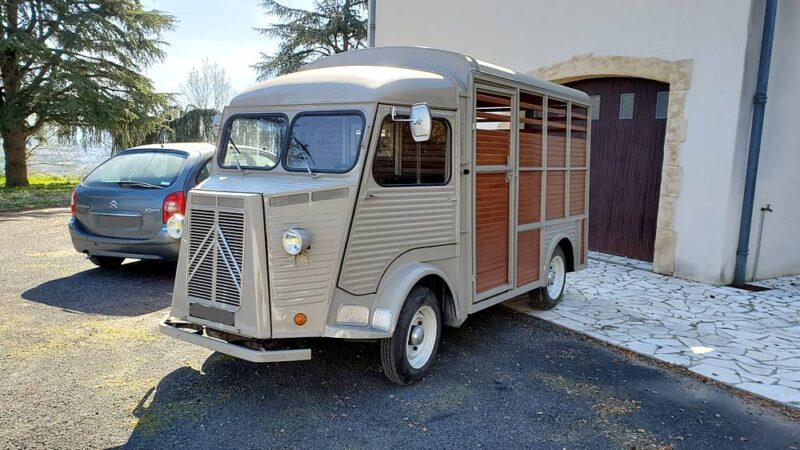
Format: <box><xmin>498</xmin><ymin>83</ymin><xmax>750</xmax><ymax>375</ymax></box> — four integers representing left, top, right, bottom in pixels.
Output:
<box><xmin>160</xmin><ymin>47</ymin><xmax>591</xmax><ymax>384</ymax></box>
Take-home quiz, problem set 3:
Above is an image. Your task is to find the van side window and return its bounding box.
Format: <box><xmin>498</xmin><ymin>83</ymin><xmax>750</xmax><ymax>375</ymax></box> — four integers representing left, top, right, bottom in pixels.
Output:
<box><xmin>372</xmin><ymin>116</ymin><xmax>450</xmax><ymax>186</ymax></box>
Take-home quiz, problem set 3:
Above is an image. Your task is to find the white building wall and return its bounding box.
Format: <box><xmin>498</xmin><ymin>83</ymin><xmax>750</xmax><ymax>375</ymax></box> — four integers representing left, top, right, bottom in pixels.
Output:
<box><xmin>375</xmin><ymin>0</ymin><xmax>799</xmax><ymax>283</ymax></box>
<box><xmin>744</xmin><ymin>0</ymin><xmax>800</xmax><ymax>280</ymax></box>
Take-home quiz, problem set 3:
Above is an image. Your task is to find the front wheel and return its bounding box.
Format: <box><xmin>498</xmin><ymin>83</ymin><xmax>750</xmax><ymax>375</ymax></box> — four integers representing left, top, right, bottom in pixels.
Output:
<box><xmin>529</xmin><ymin>247</ymin><xmax>567</xmax><ymax>310</ymax></box>
<box><xmin>380</xmin><ymin>286</ymin><xmax>441</xmax><ymax>385</ymax></box>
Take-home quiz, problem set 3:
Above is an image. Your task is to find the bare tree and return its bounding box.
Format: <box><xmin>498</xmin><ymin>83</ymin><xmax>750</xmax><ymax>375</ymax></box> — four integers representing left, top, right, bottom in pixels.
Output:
<box><xmin>180</xmin><ymin>59</ymin><xmax>235</xmax><ymax>112</ymax></box>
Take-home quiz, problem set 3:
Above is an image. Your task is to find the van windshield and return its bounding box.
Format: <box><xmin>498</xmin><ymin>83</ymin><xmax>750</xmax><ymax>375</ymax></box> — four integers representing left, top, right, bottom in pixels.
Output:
<box><xmin>83</xmin><ymin>151</ymin><xmax>187</xmax><ymax>188</ymax></box>
<box><xmin>220</xmin><ymin>115</ymin><xmax>287</xmax><ymax>170</ymax></box>
<box><xmin>285</xmin><ymin>113</ymin><xmax>365</xmax><ymax>174</ymax></box>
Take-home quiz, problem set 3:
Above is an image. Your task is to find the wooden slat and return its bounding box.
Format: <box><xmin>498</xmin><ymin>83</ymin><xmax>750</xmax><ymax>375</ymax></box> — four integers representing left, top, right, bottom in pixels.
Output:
<box><xmin>516</xmin><ymin>229</ymin><xmax>541</xmax><ymax>286</ymax></box>
<box><xmin>518</xmin><ymin>171</ymin><xmax>541</xmax><ymax>225</ymax></box>
<box><xmin>546</xmin><ymin>171</ymin><xmax>565</xmax><ymax>220</ymax></box>
<box><xmin>477</xmin><ymin>93</ymin><xmax>511</xmax><ymax>107</ymax></box>
<box><xmin>519</xmin><ymin>130</ymin><xmax>542</xmax><ymax>167</ymax></box>
<box><xmin>476</xmin><ymin>172</ymin><xmax>509</xmax><ymax>293</ymax></box>
<box><xmin>570</xmin><ymin>137</ymin><xmax>587</xmax><ymax>167</ymax></box>
<box><xmin>476</xmin><ymin>129</ymin><xmax>509</xmax><ymax>166</ymax></box>
<box><xmin>570</xmin><ymin>170</ymin><xmax>586</xmax><ymax>216</ymax></box>
<box><xmin>476</xmin><ymin>111</ymin><xmax>512</xmax><ymax>122</ymax></box>
<box><xmin>547</xmin><ymin>134</ymin><xmax>567</xmax><ymax>167</ymax></box>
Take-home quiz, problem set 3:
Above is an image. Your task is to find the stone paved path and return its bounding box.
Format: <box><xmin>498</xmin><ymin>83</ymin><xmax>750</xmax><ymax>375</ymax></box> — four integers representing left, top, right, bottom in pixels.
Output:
<box><xmin>509</xmin><ymin>256</ymin><xmax>800</xmax><ymax>408</ymax></box>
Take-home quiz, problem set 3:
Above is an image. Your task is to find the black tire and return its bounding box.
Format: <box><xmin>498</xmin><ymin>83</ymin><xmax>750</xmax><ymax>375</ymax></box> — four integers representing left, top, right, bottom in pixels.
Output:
<box><xmin>88</xmin><ymin>256</ymin><xmax>124</xmax><ymax>268</ymax></box>
<box><xmin>380</xmin><ymin>286</ymin><xmax>441</xmax><ymax>385</ymax></box>
<box><xmin>529</xmin><ymin>247</ymin><xmax>567</xmax><ymax>310</ymax></box>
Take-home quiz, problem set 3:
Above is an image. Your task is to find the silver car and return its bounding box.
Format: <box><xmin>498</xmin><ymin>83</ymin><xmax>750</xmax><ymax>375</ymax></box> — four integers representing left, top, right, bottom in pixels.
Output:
<box><xmin>69</xmin><ymin>143</ymin><xmax>215</xmax><ymax>268</ymax></box>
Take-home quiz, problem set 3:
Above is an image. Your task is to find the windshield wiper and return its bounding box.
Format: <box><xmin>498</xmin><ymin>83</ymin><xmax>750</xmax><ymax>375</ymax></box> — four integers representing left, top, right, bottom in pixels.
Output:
<box><xmin>227</xmin><ymin>135</ymin><xmax>245</xmax><ymax>173</ymax></box>
<box><xmin>117</xmin><ymin>181</ymin><xmax>162</xmax><ymax>189</ymax></box>
<box><xmin>292</xmin><ymin>136</ymin><xmax>318</xmax><ymax>179</ymax></box>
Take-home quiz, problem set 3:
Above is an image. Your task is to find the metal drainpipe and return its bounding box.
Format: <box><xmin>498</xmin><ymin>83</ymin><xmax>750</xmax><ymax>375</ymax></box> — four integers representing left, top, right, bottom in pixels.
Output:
<box><xmin>734</xmin><ymin>0</ymin><xmax>778</xmax><ymax>286</ymax></box>
<box><xmin>367</xmin><ymin>0</ymin><xmax>377</xmax><ymax>47</ymax></box>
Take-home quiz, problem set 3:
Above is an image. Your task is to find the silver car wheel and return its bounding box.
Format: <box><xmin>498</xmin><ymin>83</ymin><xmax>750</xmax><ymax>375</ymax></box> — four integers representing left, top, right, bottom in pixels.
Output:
<box><xmin>405</xmin><ymin>305</ymin><xmax>437</xmax><ymax>369</ymax></box>
<box><xmin>546</xmin><ymin>254</ymin><xmax>566</xmax><ymax>299</ymax></box>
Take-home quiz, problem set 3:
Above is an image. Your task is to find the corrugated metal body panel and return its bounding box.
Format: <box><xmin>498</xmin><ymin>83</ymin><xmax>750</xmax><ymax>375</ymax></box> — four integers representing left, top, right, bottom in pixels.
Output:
<box><xmin>516</xmin><ymin>229</ymin><xmax>541</xmax><ymax>286</ymax></box>
<box><xmin>338</xmin><ymin>186</ymin><xmax>457</xmax><ymax>295</ymax></box>
<box><xmin>545</xmin><ymin>221</ymin><xmax>581</xmax><ymax>261</ymax></box>
<box><xmin>266</xmin><ymin>197</ymin><xmax>350</xmax><ymax>307</ymax></box>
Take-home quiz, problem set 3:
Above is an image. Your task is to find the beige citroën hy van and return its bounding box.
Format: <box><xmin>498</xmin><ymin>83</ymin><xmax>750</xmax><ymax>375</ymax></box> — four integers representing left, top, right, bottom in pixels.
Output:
<box><xmin>160</xmin><ymin>47</ymin><xmax>591</xmax><ymax>385</ymax></box>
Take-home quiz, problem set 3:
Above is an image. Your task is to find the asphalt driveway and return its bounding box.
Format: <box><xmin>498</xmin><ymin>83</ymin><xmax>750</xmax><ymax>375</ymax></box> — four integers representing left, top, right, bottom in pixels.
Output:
<box><xmin>1</xmin><ymin>208</ymin><xmax>798</xmax><ymax>449</ymax></box>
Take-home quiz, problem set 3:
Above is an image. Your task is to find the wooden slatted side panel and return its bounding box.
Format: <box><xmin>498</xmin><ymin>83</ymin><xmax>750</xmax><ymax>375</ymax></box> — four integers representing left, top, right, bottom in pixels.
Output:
<box><xmin>519</xmin><ymin>93</ymin><xmax>543</xmax><ymax>168</ymax></box>
<box><xmin>571</xmin><ymin>105</ymin><xmax>589</xmax><ymax>168</ymax></box>
<box><xmin>546</xmin><ymin>171</ymin><xmax>565</xmax><ymax>220</ymax></box>
<box><xmin>570</xmin><ymin>170</ymin><xmax>586</xmax><ymax>216</ymax></box>
<box><xmin>547</xmin><ymin>99</ymin><xmax>568</xmax><ymax>168</ymax></box>
<box><xmin>476</xmin><ymin>172</ymin><xmax>509</xmax><ymax>293</ymax></box>
<box><xmin>476</xmin><ymin>130</ymin><xmax>509</xmax><ymax>165</ymax></box>
<box><xmin>475</xmin><ymin>91</ymin><xmax>512</xmax><ymax>295</ymax></box>
<box><xmin>516</xmin><ymin>229</ymin><xmax>541</xmax><ymax>286</ymax></box>
<box><xmin>518</xmin><ymin>171</ymin><xmax>541</xmax><ymax>224</ymax></box>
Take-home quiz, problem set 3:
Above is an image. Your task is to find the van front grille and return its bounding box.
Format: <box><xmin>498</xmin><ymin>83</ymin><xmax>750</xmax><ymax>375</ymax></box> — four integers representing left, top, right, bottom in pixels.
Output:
<box><xmin>186</xmin><ymin>206</ymin><xmax>245</xmax><ymax>308</ymax></box>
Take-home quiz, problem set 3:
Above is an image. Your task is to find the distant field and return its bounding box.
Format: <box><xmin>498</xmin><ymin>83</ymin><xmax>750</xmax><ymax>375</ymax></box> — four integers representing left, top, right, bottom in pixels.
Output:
<box><xmin>0</xmin><ymin>174</ymin><xmax>81</xmax><ymax>211</ymax></box>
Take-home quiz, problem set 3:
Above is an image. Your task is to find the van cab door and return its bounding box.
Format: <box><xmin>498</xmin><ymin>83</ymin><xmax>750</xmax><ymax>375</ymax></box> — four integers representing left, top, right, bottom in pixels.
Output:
<box><xmin>473</xmin><ymin>86</ymin><xmax>517</xmax><ymax>301</ymax></box>
<box><xmin>337</xmin><ymin>105</ymin><xmax>458</xmax><ymax>297</ymax></box>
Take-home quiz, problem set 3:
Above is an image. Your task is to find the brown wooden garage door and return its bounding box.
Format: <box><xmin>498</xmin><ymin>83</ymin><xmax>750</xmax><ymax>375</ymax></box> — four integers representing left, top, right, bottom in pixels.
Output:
<box><xmin>566</xmin><ymin>78</ymin><xmax>668</xmax><ymax>262</ymax></box>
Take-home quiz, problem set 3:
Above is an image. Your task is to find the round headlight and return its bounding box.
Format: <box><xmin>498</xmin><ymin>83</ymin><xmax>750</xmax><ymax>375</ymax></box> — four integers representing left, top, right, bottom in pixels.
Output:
<box><xmin>282</xmin><ymin>228</ymin><xmax>311</xmax><ymax>255</ymax></box>
<box><xmin>167</xmin><ymin>214</ymin><xmax>184</xmax><ymax>239</ymax></box>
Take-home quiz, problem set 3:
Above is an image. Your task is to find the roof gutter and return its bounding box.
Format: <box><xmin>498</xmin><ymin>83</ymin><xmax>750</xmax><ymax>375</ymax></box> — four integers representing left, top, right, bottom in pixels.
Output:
<box><xmin>734</xmin><ymin>0</ymin><xmax>778</xmax><ymax>285</ymax></box>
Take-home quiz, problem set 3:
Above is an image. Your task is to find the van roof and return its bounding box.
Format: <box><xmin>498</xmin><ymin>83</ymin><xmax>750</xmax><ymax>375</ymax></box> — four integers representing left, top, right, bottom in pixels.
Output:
<box><xmin>230</xmin><ymin>47</ymin><xmax>589</xmax><ymax>110</ymax></box>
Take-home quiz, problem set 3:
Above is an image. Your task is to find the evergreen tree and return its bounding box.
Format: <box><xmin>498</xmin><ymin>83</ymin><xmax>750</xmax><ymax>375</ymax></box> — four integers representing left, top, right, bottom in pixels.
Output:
<box><xmin>253</xmin><ymin>0</ymin><xmax>367</xmax><ymax>80</ymax></box>
<box><xmin>0</xmin><ymin>1</ymin><xmax>174</xmax><ymax>186</ymax></box>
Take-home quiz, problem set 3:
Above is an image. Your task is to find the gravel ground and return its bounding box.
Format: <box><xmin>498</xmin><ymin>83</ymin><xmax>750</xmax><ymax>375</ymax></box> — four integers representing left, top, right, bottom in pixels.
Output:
<box><xmin>1</xmin><ymin>208</ymin><xmax>799</xmax><ymax>449</ymax></box>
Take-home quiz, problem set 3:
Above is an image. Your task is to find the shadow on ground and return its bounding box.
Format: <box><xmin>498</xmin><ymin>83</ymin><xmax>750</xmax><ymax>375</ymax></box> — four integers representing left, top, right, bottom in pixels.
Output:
<box><xmin>122</xmin><ymin>307</ymin><xmax>800</xmax><ymax>449</ymax></box>
<box><xmin>22</xmin><ymin>261</ymin><xmax>175</xmax><ymax>316</ymax></box>
<box><xmin>0</xmin><ymin>208</ymin><xmax>69</xmax><ymax>222</ymax></box>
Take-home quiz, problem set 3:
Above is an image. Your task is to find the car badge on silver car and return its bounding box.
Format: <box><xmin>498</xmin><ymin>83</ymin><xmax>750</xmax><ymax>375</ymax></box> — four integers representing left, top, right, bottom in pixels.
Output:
<box><xmin>109</xmin><ymin>200</ymin><xmax>118</xmax><ymax>209</ymax></box>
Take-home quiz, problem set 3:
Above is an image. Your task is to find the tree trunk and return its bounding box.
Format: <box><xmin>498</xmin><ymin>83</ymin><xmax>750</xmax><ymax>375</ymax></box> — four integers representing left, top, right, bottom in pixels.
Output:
<box><xmin>2</xmin><ymin>129</ymin><xmax>29</xmax><ymax>187</ymax></box>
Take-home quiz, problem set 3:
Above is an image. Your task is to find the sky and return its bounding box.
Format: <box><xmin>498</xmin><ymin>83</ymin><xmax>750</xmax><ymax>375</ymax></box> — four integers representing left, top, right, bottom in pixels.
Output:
<box><xmin>144</xmin><ymin>0</ymin><xmax>315</xmax><ymax>98</ymax></box>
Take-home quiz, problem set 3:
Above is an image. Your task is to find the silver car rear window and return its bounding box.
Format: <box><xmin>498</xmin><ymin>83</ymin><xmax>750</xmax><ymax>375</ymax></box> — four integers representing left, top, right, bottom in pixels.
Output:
<box><xmin>83</xmin><ymin>151</ymin><xmax>187</xmax><ymax>188</ymax></box>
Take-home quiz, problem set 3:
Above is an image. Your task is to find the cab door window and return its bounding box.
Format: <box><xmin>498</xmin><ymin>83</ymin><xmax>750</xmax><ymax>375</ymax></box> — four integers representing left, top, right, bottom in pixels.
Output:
<box><xmin>372</xmin><ymin>116</ymin><xmax>450</xmax><ymax>186</ymax></box>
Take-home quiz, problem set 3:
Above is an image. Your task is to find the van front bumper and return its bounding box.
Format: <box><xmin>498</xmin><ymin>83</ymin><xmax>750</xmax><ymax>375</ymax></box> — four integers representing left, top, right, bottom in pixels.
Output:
<box><xmin>159</xmin><ymin>319</ymin><xmax>312</xmax><ymax>363</ymax></box>
<box><xmin>69</xmin><ymin>217</ymin><xmax>180</xmax><ymax>260</ymax></box>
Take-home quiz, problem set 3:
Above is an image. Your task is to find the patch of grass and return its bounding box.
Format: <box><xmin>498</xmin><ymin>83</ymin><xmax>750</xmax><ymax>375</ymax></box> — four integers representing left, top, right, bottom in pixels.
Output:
<box><xmin>0</xmin><ymin>173</ymin><xmax>82</xmax><ymax>211</ymax></box>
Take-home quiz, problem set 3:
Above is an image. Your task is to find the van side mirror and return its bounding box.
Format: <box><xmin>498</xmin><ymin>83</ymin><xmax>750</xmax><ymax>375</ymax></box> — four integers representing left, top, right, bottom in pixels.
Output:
<box><xmin>391</xmin><ymin>103</ymin><xmax>432</xmax><ymax>142</ymax></box>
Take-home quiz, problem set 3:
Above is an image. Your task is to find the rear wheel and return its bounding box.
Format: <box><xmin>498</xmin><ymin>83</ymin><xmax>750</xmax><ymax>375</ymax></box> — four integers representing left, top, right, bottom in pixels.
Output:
<box><xmin>380</xmin><ymin>286</ymin><xmax>441</xmax><ymax>385</ymax></box>
<box><xmin>88</xmin><ymin>256</ymin><xmax>124</xmax><ymax>268</ymax></box>
<box><xmin>529</xmin><ymin>247</ymin><xmax>567</xmax><ymax>310</ymax></box>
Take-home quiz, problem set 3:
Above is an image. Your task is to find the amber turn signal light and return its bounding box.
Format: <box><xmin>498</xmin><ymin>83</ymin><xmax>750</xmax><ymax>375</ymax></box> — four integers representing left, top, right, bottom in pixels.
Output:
<box><xmin>294</xmin><ymin>313</ymin><xmax>307</xmax><ymax>326</ymax></box>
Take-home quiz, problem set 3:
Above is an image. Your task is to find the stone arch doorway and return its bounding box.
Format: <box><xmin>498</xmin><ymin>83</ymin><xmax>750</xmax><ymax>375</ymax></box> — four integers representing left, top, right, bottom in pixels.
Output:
<box><xmin>530</xmin><ymin>54</ymin><xmax>692</xmax><ymax>275</ymax></box>
<box><xmin>567</xmin><ymin>77</ymin><xmax>669</xmax><ymax>262</ymax></box>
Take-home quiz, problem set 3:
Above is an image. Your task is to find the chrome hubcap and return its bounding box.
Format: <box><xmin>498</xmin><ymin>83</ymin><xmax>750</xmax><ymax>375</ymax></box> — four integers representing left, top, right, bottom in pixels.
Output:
<box><xmin>409</xmin><ymin>325</ymin><xmax>425</xmax><ymax>346</ymax></box>
<box><xmin>405</xmin><ymin>305</ymin><xmax>437</xmax><ymax>369</ymax></box>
